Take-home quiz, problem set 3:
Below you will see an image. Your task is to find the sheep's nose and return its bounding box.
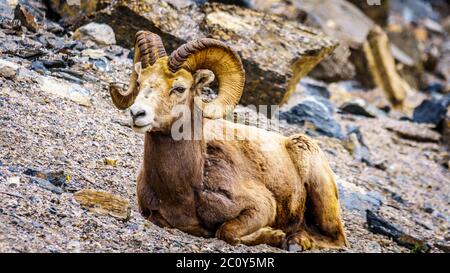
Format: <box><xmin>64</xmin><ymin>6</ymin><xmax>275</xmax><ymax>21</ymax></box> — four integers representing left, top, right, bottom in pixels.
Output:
<box><xmin>130</xmin><ymin>109</ymin><xmax>146</xmax><ymax>121</ymax></box>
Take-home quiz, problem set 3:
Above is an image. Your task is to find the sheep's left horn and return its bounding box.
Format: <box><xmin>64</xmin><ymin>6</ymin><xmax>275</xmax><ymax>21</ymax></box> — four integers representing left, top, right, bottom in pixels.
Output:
<box><xmin>110</xmin><ymin>31</ymin><xmax>167</xmax><ymax>109</ymax></box>
<box><xmin>168</xmin><ymin>38</ymin><xmax>245</xmax><ymax>119</ymax></box>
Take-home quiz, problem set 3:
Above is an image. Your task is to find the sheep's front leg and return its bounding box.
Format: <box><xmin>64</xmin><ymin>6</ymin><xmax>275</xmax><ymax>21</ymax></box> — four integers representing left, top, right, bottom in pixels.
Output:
<box><xmin>215</xmin><ymin>186</ymin><xmax>277</xmax><ymax>245</ymax></box>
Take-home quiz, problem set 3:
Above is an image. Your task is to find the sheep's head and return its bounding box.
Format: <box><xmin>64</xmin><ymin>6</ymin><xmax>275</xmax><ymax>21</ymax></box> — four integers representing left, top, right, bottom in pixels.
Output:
<box><xmin>109</xmin><ymin>31</ymin><xmax>245</xmax><ymax>134</ymax></box>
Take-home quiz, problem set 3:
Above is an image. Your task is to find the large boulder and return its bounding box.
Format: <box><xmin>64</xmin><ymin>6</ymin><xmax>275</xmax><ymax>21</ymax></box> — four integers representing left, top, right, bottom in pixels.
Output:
<box><xmin>50</xmin><ymin>0</ymin><xmax>337</xmax><ymax>107</ymax></box>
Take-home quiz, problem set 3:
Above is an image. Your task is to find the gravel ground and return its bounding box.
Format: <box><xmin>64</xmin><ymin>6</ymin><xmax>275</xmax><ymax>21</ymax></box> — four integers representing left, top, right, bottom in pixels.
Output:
<box><xmin>0</xmin><ymin>26</ymin><xmax>449</xmax><ymax>253</ymax></box>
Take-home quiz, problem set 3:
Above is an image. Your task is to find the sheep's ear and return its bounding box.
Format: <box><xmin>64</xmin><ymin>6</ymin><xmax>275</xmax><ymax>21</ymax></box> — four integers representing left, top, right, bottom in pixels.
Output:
<box><xmin>134</xmin><ymin>62</ymin><xmax>142</xmax><ymax>81</ymax></box>
<box><xmin>193</xmin><ymin>69</ymin><xmax>215</xmax><ymax>95</ymax></box>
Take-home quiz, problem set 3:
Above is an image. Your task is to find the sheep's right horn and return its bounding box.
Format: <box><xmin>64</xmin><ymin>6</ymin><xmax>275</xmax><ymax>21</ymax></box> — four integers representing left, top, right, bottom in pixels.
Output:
<box><xmin>110</xmin><ymin>31</ymin><xmax>167</xmax><ymax>109</ymax></box>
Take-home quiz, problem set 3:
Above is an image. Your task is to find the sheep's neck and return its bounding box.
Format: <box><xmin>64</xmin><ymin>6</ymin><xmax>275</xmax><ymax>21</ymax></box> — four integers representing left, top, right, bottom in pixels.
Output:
<box><xmin>143</xmin><ymin>131</ymin><xmax>204</xmax><ymax>205</ymax></box>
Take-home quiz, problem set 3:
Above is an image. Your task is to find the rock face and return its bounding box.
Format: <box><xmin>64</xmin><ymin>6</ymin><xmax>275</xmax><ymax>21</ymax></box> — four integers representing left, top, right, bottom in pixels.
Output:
<box><xmin>47</xmin><ymin>0</ymin><xmax>110</xmax><ymax>22</ymax></box>
<box><xmin>73</xmin><ymin>22</ymin><xmax>116</xmax><ymax>46</ymax></box>
<box><xmin>39</xmin><ymin>76</ymin><xmax>92</xmax><ymax>107</ymax></box>
<box><xmin>66</xmin><ymin>0</ymin><xmax>337</xmax><ymax>107</ymax></box>
<box><xmin>280</xmin><ymin>96</ymin><xmax>342</xmax><ymax>138</ymax></box>
<box><xmin>0</xmin><ymin>59</ymin><xmax>19</xmax><ymax>79</ymax></box>
<box><xmin>290</xmin><ymin>0</ymin><xmax>374</xmax><ymax>83</ymax></box>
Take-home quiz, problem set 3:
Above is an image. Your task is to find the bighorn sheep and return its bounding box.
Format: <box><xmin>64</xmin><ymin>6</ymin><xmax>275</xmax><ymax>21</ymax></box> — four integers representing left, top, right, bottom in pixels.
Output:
<box><xmin>109</xmin><ymin>31</ymin><xmax>348</xmax><ymax>250</ymax></box>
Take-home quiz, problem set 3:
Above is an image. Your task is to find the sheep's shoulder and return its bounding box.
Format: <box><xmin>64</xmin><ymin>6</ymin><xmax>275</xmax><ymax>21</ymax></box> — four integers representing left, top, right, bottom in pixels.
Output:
<box><xmin>286</xmin><ymin>134</ymin><xmax>320</xmax><ymax>154</ymax></box>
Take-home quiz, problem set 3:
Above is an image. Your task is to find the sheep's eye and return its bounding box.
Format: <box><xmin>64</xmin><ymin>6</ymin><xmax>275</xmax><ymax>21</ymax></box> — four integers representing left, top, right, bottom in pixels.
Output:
<box><xmin>171</xmin><ymin>86</ymin><xmax>186</xmax><ymax>94</ymax></box>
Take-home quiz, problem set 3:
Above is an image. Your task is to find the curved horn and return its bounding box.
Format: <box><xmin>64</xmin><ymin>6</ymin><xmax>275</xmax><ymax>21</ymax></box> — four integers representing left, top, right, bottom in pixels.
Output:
<box><xmin>168</xmin><ymin>38</ymin><xmax>245</xmax><ymax>119</ymax></box>
<box><xmin>110</xmin><ymin>31</ymin><xmax>167</xmax><ymax>109</ymax></box>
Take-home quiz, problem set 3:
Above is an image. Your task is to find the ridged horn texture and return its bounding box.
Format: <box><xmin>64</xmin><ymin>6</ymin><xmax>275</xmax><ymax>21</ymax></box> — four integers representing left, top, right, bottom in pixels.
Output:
<box><xmin>110</xmin><ymin>31</ymin><xmax>167</xmax><ymax>109</ymax></box>
<box><xmin>168</xmin><ymin>38</ymin><xmax>245</xmax><ymax>119</ymax></box>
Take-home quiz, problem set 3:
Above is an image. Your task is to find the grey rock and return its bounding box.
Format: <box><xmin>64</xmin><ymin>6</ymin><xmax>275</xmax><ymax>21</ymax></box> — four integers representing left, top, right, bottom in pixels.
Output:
<box><xmin>391</xmin><ymin>192</ymin><xmax>405</xmax><ymax>204</ymax></box>
<box><xmin>366</xmin><ymin>210</ymin><xmax>431</xmax><ymax>253</ymax></box>
<box><xmin>390</xmin><ymin>0</ymin><xmax>439</xmax><ymax>22</ymax></box>
<box><xmin>342</xmin><ymin>126</ymin><xmax>373</xmax><ymax>166</ymax></box>
<box><xmin>385</xmin><ymin>121</ymin><xmax>442</xmax><ymax>143</ymax></box>
<box><xmin>0</xmin><ymin>1</ymin><xmax>14</xmax><ymax>19</ymax></box>
<box><xmin>423</xmin><ymin>18</ymin><xmax>445</xmax><ymax>34</ymax></box>
<box><xmin>299</xmin><ymin>78</ymin><xmax>330</xmax><ymax>99</ymax></box>
<box><xmin>287</xmin><ymin>243</ymin><xmax>302</xmax><ymax>252</ymax></box>
<box><xmin>434</xmin><ymin>242</ymin><xmax>450</xmax><ymax>253</ymax></box>
<box><xmin>91</xmin><ymin>57</ymin><xmax>111</xmax><ymax>73</ymax></box>
<box><xmin>209</xmin><ymin>0</ymin><xmax>251</xmax><ymax>8</ymax></box>
<box><xmin>308</xmin><ymin>48</ymin><xmax>356</xmax><ymax>83</ymax></box>
<box><xmin>337</xmin><ymin>179</ymin><xmax>384</xmax><ymax>215</ymax></box>
<box><xmin>413</xmin><ymin>95</ymin><xmax>450</xmax><ymax>127</ymax></box>
<box><xmin>45</xmin><ymin>20</ymin><xmax>64</xmax><ymax>34</ymax></box>
<box><xmin>0</xmin><ymin>34</ymin><xmax>45</xmax><ymax>58</ymax></box>
<box><xmin>346</xmin><ymin>0</ymin><xmax>389</xmax><ymax>27</ymax></box>
<box><xmin>0</xmin><ymin>17</ymin><xmax>22</xmax><ymax>31</ymax></box>
<box><xmin>31</xmin><ymin>60</ymin><xmax>47</xmax><ymax>75</ymax></box>
<box><xmin>271</xmin><ymin>0</ymin><xmax>373</xmax><ymax>82</ymax></box>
